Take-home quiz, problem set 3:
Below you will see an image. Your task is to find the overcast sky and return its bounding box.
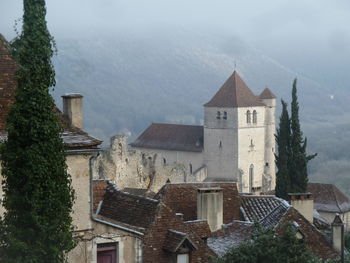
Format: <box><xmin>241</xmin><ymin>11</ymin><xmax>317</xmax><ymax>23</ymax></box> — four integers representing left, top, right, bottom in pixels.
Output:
<box><xmin>1</xmin><ymin>0</ymin><xmax>349</xmax><ymax>80</ymax></box>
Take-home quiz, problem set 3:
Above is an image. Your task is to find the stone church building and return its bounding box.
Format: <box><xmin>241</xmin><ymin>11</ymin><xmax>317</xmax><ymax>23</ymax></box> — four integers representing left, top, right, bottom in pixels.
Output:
<box><xmin>130</xmin><ymin>71</ymin><xmax>276</xmax><ymax>193</ymax></box>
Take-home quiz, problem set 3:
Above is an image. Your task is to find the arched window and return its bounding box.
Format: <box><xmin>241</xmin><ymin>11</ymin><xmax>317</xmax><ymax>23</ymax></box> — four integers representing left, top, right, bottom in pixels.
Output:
<box><xmin>223</xmin><ymin>111</ymin><xmax>227</xmax><ymax>120</ymax></box>
<box><xmin>189</xmin><ymin>164</ymin><xmax>193</xmax><ymax>174</ymax></box>
<box><xmin>246</xmin><ymin>110</ymin><xmax>251</xmax><ymax>123</ymax></box>
<box><xmin>163</xmin><ymin>158</ymin><xmax>167</xmax><ymax>166</ymax></box>
<box><xmin>216</xmin><ymin>111</ymin><xmax>221</xmax><ymax>119</ymax></box>
<box><xmin>249</xmin><ymin>164</ymin><xmax>254</xmax><ymax>192</ymax></box>
<box><xmin>253</xmin><ymin>110</ymin><xmax>257</xmax><ymax>124</ymax></box>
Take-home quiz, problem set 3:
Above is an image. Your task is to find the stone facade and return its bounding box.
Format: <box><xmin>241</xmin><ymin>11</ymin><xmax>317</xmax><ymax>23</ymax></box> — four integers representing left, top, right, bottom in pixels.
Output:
<box><xmin>92</xmin><ymin>135</ymin><xmax>206</xmax><ymax>193</ymax></box>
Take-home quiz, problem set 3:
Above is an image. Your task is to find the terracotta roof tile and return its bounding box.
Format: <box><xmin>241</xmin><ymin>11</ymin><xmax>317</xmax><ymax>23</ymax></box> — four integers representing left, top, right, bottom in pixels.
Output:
<box><xmin>163</xmin><ymin>230</ymin><xmax>197</xmax><ymax>253</ymax></box>
<box><xmin>92</xmin><ymin>180</ymin><xmax>108</xmax><ymax>213</ymax></box>
<box><xmin>308</xmin><ymin>183</ymin><xmax>350</xmax><ymax>213</ymax></box>
<box><xmin>154</xmin><ymin>182</ymin><xmax>240</xmax><ymax>223</ymax></box>
<box><xmin>98</xmin><ymin>184</ymin><xmax>160</xmax><ymax>229</ymax></box>
<box><xmin>184</xmin><ymin>220</ymin><xmax>212</xmax><ymax>239</ymax></box>
<box><xmin>130</xmin><ymin>123</ymin><xmax>203</xmax><ymax>152</ymax></box>
<box><xmin>259</xmin><ymin>87</ymin><xmax>276</xmax><ymax>99</ymax></box>
<box><xmin>204</xmin><ymin>71</ymin><xmax>265</xmax><ymax>108</ymax></box>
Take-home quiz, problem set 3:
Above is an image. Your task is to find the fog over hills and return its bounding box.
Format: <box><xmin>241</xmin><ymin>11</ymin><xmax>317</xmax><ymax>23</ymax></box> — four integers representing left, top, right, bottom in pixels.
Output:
<box><xmin>49</xmin><ymin>29</ymin><xmax>350</xmax><ymax>195</ymax></box>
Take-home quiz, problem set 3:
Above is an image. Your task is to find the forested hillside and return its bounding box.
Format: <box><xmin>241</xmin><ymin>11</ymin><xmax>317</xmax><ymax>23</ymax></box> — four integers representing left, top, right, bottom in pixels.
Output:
<box><xmin>51</xmin><ymin>30</ymin><xmax>350</xmax><ymax>195</ymax></box>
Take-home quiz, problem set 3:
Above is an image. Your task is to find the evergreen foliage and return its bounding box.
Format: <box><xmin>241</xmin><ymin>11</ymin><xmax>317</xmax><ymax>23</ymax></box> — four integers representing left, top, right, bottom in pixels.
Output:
<box><xmin>275</xmin><ymin>79</ymin><xmax>316</xmax><ymax>198</ymax></box>
<box><xmin>290</xmin><ymin>79</ymin><xmax>317</xmax><ymax>192</ymax></box>
<box><xmin>275</xmin><ymin>100</ymin><xmax>291</xmax><ymax>200</ymax></box>
<box><xmin>213</xmin><ymin>223</ymin><xmax>322</xmax><ymax>263</ymax></box>
<box><xmin>0</xmin><ymin>0</ymin><xmax>75</xmax><ymax>262</ymax></box>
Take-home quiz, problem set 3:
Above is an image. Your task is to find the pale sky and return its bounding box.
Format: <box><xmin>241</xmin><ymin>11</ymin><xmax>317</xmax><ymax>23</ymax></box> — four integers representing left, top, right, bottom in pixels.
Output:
<box><xmin>1</xmin><ymin>0</ymin><xmax>349</xmax><ymax>81</ymax></box>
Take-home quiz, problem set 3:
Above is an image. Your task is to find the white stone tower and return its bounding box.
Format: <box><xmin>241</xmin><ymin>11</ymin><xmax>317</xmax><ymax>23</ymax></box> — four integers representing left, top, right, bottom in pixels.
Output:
<box><xmin>203</xmin><ymin>71</ymin><xmax>276</xmax><ymax>193</ymax></box>
<box><xmin>259</xmin><ymin>88</ymin><xmax>276</xmax><ymax>191</ymax></box>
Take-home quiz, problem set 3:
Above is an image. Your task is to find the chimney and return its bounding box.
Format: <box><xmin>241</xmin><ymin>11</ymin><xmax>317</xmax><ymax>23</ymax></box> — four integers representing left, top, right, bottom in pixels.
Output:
<box><xmin>197</xmin><ymin>187</ymin><xmax>223</xmax><ymax>232</ymax></box>
<box><xmin>288</xmin><ymin>193</ymin><xmax>314</xmax><ymax>223</ymax></box>
<box><xmin>332</xmin><ymin>214</ymin><xmax>345</xmax><ymax>257</ymax></box>
<box><xmin>62</xmin><ymin>93</ymin><xmax>83</xmax><ymax>129</ymax></box>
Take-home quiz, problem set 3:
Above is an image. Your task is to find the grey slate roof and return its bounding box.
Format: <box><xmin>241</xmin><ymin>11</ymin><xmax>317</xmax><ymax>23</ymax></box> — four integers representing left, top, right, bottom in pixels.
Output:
<box><xmin>204</xmin><ymin>71</ymin><xmax>265</xmax><ymax>108</ymax></box>
<box><xmin>130</xmin><ymin>123</ymin><xmax>204</xmax><ymax>152</ymax></box>
<box><xmin>240</xmin><ymin>195</ymin><xmax>284</xmax><ymax>222</ymax></box>
<box><xmin>308</xmin><ymin>183</ymin><xmax>350</xmax><ymax>213</ymax></box>
<box><xmin>260</xmin><ymin>201</ymin><xmax>291</xmax><ymax>228</ymax></box>
<box><xmin>208</xmin><ymin>221</ymin><xmax>254</xmax><ymax>256</ymax></box>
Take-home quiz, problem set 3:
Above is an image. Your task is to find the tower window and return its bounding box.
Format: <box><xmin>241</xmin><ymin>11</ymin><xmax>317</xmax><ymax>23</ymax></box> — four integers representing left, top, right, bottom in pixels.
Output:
<box><xmin>253</xmin><ymin>110</ymin><xmax>257</xmax><ymax>124</ymax></box>
<box><xmin>223</xmin><ymin>111</ymin><xmax>227</xmax><ymax>120</ymax></box>
<box><xmin>216</xmin><ymin>111</ymin><xmax>221</xmax><ymax>119</ymax></box>
<box><xmin>189</xmin><ymin>164</ymin><xmax>193</xmax><ymax>174</ymax></box>
<box><xmin>246</xmin><ymin>110</ymin><xmax>251</xmax><ymax>123</ymax></box>
<box><xmin>219</xmin><ymin>141</ymin><xmax>222</xmax><ymax>148</ymax></box>
<box><xmin>163</xmin><ymin>158</ymin><xmax>167</xmax><ymax>165</ymax></box>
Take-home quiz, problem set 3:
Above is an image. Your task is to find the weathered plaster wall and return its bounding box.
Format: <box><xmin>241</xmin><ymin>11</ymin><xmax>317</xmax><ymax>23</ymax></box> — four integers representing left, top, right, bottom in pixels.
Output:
<box><xmin>66</xmin><ymin>153</ymin><xmax>93</xmax><ymax>231</ymax></box>
<box><xmin>68</xmin><ymin>221</ymin><xmax>141</xmax><ymax>263</ymax></box>
<box><xmin>92</xmin><ymin>135</ymin><xmax>206</xmax><ymax>193</ymax></box>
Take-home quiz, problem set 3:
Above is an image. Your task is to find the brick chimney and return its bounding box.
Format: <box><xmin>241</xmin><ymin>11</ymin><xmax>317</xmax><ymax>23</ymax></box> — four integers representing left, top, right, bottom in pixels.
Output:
<box><xmin>62</xmin><ymin>93</ymin><xmax>83</xmax><ymax>129</ymax></box>
<box><xmin>197</xmin><ymin>187</ymin><xmax>223</xmax><ymax>232</ymax></box>
<box><xmin>288</xmin><ymin>193</ymin><xmax>314</xmax><ymax>223</ymax></box>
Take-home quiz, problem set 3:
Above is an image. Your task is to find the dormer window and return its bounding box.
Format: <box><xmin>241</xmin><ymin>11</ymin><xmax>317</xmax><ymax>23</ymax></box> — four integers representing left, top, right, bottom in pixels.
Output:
<box><xmin>223</xmin><ymin>111</ymin><xmax>227</xmax><ymax>120</ymax></box>
<box><xmin>253</xmin><ymin>110</ymin><xmax>257</xmax><ymax>124</ymax></box>
<box><xmin>246</xmin><ymin>110</ymin><xmax>251</xmax><ymax>123</ymax></box>
<box><xmin>216</xmin><ymin>111</ymin><xmax>221</xmax><ymax>119</ymax></box>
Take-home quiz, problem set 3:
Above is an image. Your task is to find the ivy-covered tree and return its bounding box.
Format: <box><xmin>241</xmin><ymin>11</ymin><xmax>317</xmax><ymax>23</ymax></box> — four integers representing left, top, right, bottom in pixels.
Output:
<box><xmin>275</xmin><ymin>100</ymin><xmax>291</xmax><ymax>200</ymax></box>
<box><xmin>0</xmin><ymin>0</ymin><xmax>75</xmax><ymax>262</ymax></box>
<box><xmin>213</xmin><ymin>223</ymin><xmax>322</xmax><ymax>263</ymax></box>
<box><xmin>289</xmin><ymin>79</ymin><xmax>317</xmax><ymax>193</ymax></box>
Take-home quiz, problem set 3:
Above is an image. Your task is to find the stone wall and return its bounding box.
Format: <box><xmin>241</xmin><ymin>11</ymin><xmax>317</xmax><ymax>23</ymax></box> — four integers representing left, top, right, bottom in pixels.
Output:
<box><xmin>92</xmin><ymin>135</ymin><xmax>206</xmax><ymax>193</ymax></box>
<box><xmin>68</xmin><ymin>221</ymin><xmax>141</xmax><ymax>263</ymax></box>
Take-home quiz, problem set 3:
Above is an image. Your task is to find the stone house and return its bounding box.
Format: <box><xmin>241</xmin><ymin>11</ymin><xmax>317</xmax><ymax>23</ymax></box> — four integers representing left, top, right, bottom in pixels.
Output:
<box><xmin>308</xmin><ymin>183</ymin><xmax>350</xmax><ymax>230</ymax></box>
<box><xmin>130</xmin><ymin>71</ymin><xmax>277</xmax><ymax>194</ymax></box>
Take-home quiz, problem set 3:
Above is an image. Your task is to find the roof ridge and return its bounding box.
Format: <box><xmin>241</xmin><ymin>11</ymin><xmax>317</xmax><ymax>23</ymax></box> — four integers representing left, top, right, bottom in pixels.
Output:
<box><xmin>331</xmin><ymin>184</ymin><xmax>344</xmax><ymax>213</ymax></box>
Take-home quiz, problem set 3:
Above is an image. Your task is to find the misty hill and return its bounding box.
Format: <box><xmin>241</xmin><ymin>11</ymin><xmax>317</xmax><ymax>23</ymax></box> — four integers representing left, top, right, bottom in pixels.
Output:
<box><xmin>50</xmin><ymin>30</ymin><xmax>350</xmax><ymax>195</ymax></box>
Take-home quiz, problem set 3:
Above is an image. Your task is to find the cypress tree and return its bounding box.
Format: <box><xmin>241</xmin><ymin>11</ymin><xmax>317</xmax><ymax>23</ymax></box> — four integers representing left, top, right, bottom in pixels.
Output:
<box><xmin>0</xmin><ymin>0</ymin><xmax>75</xmax><ymax>262</ymax></box>
<box><xmin>290</xmin><ymin>79</ymin><xmax>316</xmax><ymax>193</ymax></box>
<box><xmin>275</xmin><ymin>100</ymin><xmax>291</xmax><ymax>200</ymax></box>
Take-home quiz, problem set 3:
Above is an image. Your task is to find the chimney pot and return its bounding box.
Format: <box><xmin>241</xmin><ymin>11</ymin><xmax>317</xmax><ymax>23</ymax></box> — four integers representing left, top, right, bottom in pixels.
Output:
<box><xmin>62</xmin><ymin>93</ymin><xmax>83</xmax><ymax>129</ymax></box>
<box><xmin>288</xmin><ymin>193</ymin><xmax>314</xmax><ymax>223</ymax></box>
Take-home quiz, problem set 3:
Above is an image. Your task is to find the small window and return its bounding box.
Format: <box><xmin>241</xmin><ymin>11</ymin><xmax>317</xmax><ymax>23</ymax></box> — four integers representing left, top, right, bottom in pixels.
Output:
<box><xmin>219</xmin><ymin>141</ymin><xmax>222</xmax><ymax>148</ymax></box>
<box><xmin>189</xmin><ymin>164</ymin><xmax>193</xmax><ymax>174</ymax></box>
<box><xmin>223</xmin><ymin>111</ymin><xmax>227</xmax><ymax>120</ymax></box>
<box><xmin>163</xmin><ymin>158</ymin><xmax>167</xmax><ymax>165</ymax></box>
<box><xmin>253</xmin><ymin>110</ymin><xmax>257</xmax><ymax>124</ymax></box>
<box><xmin>216</xmin><ymin>111</ymin><xmax>221</xmax><ymax>119</ymax></box>
<box><xmin>265</xmin><ymin>162</ymin><xmax>269</xmax><ymax>167</ymax></box>
<box><xmin>246</xmin><ymin>110</ymin><xmax>251</xmax><ymax>123</ymax></box>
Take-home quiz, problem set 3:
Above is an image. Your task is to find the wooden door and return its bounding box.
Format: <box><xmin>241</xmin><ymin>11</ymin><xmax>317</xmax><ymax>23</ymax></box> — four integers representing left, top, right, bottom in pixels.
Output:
<box><xmin>97</xmin><ymin>243</ymin><xmax>117</xmax><ymax>263</ymax></box>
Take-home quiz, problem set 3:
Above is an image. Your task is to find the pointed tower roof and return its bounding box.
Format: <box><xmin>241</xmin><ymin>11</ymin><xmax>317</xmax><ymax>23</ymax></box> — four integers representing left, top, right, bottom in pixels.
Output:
<box><xmin>204</xmin><ymin>71</ymin><xmax>265</xmax><ymax>108</ymax></box>
<box><xmin>259</xmin><ymin>88</ymin><xmax>276</xmax><ymax>99</ymax></box>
